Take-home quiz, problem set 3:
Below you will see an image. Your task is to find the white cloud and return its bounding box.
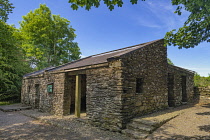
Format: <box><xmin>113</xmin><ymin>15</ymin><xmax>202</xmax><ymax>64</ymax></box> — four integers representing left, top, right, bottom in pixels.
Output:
<box><xmin>136</xmin><ymin>17</ymin><xmax>161</xmax><ymax>28</ymax></box>
<box><xmin>130</xmin><ymin>1</ymin><xmax>190</xmax><ymax>31</ymax></box>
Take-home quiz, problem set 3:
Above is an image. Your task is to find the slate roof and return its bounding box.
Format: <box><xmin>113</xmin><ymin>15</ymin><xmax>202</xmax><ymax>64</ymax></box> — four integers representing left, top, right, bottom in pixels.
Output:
<box><xmin>48</xmin><ymin>39</ymin><xmax>162</xmax><ymax>72</ymax></box>
<box><xmin>24</xmin><ymin>39</ymin><xmax>162</xmax><ymax>78</ymax></box>
<box><xmin>23</xmin><ymin>67</ymin><xmax>54</xmax><ymax>77</ymax></box>
<box><xmin>168</xmin><ymin>64</ymin><xmax>195</xmax><ymax>74</ymax></box>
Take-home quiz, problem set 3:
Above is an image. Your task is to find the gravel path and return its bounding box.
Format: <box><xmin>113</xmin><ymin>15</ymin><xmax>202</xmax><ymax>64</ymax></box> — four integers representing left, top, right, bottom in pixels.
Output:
<box><xmin>147</xmin><ymin>99</ymin><xmax>210</xmax><ymax>140</ymax></box>
<box><xmin>0</xmin><ymin>111</ymin><xmax>91</xmax><ymax>140</ymax></box>
<box><xmin>0</xmin><ymin>110</ymin><xmax>129</xmax><ymax>140</ymax></box>
<box><xmin>1</xmin><ymin>98</ymin><xmax>210</xmax><ymax>140</ymax></box>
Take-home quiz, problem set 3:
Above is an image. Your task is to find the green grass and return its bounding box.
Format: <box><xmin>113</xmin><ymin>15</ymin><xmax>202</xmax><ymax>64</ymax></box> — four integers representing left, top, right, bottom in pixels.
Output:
<box><xmin>0</xmin><ymin>101</ymin><xmax>12</xmax><ymax>105</ymax></box>
<box><xmin>0</xmin><ymin>101</ymin><xmax>19</xmax><ymax>106</ymax></box>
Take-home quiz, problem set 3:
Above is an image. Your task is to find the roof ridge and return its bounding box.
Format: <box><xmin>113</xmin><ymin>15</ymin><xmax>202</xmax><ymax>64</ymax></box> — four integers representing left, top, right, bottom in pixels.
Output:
<box><xmin>91</xmin><ymin>39</ymin><xmax>163</xmax><ymax>57</ymax></box>
<box><xmin>91</xmin><ymin>43</ymin><xmax>145</xmax><ymax>57</ymax></box>
<box><xmin>107</xmin><ymin>39</ymin><xmax>163</xmax><ymax>60</ymax></box>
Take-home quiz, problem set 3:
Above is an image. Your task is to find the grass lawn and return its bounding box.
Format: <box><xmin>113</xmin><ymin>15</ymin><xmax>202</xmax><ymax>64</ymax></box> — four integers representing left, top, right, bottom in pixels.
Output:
<box><xmin>0</xmin><ymin>101</ymin><xmax>19</xmax><ymax>106</ymax></box>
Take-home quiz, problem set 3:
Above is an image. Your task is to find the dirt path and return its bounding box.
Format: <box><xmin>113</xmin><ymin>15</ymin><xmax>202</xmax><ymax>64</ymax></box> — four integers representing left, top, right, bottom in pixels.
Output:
<box><xmin>0</xmin><ymin>111</ymin><xmax>90</xmax><ymax>140</ymax></box>
<box><xmin>1</xmin><ymin>99</ymin><xmax>210</xmax><ymax>140</ymax></box>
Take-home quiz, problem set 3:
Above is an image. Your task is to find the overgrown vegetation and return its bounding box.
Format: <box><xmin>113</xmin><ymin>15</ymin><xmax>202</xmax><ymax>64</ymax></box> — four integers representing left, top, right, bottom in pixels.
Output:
<box><xmin>194</xmin><ymin>73</ymin><xmax>210</xmax><ymax>87</ymax></box>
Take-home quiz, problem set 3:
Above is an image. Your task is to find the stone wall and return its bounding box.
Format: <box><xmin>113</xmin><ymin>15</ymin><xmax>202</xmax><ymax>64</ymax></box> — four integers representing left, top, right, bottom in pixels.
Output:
<box><xmin>21</xmin><ymin>76</ymin><xmax>43</xmax><ymax>108</ymax></box>
<box><xmin>86</xmin><ymin>61</ymin><xmax>123</xmax><ymax>132</ymax></box>
<box><xmin>168</xmin><ymin>65</ymin><xmax>195</xmax><ymax>105</ymax></box>
<box><xmin>198</xmin><ymin>86</ymin><xmax>210</xmax><ymax>97</ymax></box>
<box><xmin>120</xmin><ymin>39</ymin><xmax>168</xmax><ymax>125</ymax></box>
<box><xmin>22</xmin><ymin>72</ymin><xmax>69</xmax><ymax>116</ymax></box>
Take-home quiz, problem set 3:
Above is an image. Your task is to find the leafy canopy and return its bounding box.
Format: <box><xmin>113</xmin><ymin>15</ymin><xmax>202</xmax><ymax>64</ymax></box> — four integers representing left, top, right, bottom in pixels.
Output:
<box><xmin>0</xmin><ymin>0</ymin><xmax>31</xmax><ymax>101</ymax></box>
<box><xmin>0</xmin><ymin>0</ymin><xmax>14</xmax><ymax>22</ymax></box>
<box><xmin>165</xmin><ymin>0</ymin><xmax>210</xmax><ymax>48</ymax></box>
<box><xmin>68</xmin><ymin>0</ymin><xmax>210</xmax><ymax>49</ymax></box>
<box><xmin>69</xmin><ymin>0</ymin><xmax>145</xmax><ymax>11</ymax></box>
<box><xmin>0</xmin><ymin>21</ymin><xmax>32</xmax><ymax>101</ymax></box>
<box><xmin>19</xmin><ymin>4</ymin><xmax>81</xmax><ymax>69</ymax></box>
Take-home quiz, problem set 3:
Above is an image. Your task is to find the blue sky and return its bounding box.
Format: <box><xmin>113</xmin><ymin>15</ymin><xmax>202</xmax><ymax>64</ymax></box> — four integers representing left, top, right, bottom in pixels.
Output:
<box><xmin>7</xmin><ymin>0</ymin><xmax>210</xmax><ymax>76</ymax></box>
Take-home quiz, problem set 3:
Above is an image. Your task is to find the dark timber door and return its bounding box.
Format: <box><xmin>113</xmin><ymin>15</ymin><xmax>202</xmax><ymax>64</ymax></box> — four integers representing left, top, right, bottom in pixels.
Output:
<box><xmin>168</xmin><ymin>73</ymin><xmax>175</xmax><ymax>107</ymax></box>
<box><xmin>35</xmin><ymin>84</ymin><xmax>40</xmax><ymax>108</ymax></box>
<box><xmin>181</xmin><ymin>76</ymin><xmax>187</xmax><ymax>102</ymax></box>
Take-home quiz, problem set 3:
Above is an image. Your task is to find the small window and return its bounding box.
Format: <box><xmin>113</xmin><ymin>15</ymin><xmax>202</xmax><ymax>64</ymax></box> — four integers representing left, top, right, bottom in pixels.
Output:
<box><xmin>136</xmin><ymin>78</ymin><xmax>143</xmax><ymax>93</ymax></box>
<box><xmin>28</xmin><ymin>86</ymin><xmax>31</xmax><ymax>93</ymax></box>
<box><xmin>47</xmin><ymin>83</ymin><xmax>53</xmax><ymax>93</ymax></box>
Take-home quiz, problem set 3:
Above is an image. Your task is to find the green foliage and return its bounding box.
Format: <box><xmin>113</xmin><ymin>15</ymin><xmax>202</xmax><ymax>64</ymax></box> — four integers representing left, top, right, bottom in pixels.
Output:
<box><xmin>194</xmin><ymin>73</ymin><xmax>210</xmax><ymax>87</ymax></box>
<box><xmin>0</xmin><ymin>101</ymin><xmax>13</xmax><ymax>105</ymax></box>
<box><xmin>68</xmin><ymin>0</ymin><xmax>209</xmax><ymax>48</ymax></box>
<box><xmin>19</xmin><ymin>4</ymin><xmax>81</xmax><ymax>70</ymax></box>
<box><xmin>167</xmin><ymin>58</ymin><xmax>174</xmax><ymax>65</ymax></box>
<box><xmin>0</xmin><ymin>21</ymin><xmax>32</xmax><ymax>102</ymax></box>
<box><xmin>68</xmin><ymin>0</ymin><xmax>145</xmax><ymax>11</ymax></box>
<box><xmin>0</xmin><ymin>0</ymin><xmax>14</xmax><ymax>22</ymax></box>
<box><xmin>165</xmin><ymin>0</ymin><xmax>210</xmax><ymax>48</ymax></box>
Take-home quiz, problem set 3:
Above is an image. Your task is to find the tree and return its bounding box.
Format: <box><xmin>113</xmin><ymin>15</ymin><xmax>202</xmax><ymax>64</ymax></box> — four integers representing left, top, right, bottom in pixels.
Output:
<box><xmin>0</xmin><ymin>0</ymin><xmax>31</xmax><ymax>101</ymax></box>
<box><xmin>68</xmin><ymin>0</ymin><xmax>210</xmax><ymax>49</ymax></box>
<box><xmin>19</xmin><ymin>4</ymin><xmax>81</xmax><ymax>70</ymax></box>
<box><xmin>167</xmin><ymin>58</ymin><xmax>174</xmax><ymax>65</ymax></box>
<box><xmin>0</xmin><ymin>0</ymin><xmax>14</xmax><ymax>22</ymax></box>
<box><xmin>0</xmin><ymin>21</ymin><xmax>32</xmax><ymax>101</ymax></box>
<box><xmin>165</xmin><ymin>0</ymin><xmax>210</xmax><ymax>48</ymax></box>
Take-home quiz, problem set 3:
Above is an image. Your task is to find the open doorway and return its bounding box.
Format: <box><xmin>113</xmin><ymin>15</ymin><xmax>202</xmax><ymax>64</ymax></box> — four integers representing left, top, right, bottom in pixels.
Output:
<box><xmin>168</xmin><ymin>73</ymin><xmax>175</xmax><ymax>107</ymax></box>
<box><xmin>35</xmin><ymin>84</ymin><xmax>40</xmax><ymax>109</ymax></box>
<box><xmin>69</xmin><ymin>74</ymin><xmax>86</xmax><ymax>114</ymax></box>
<box><xmin>181</xmin><ymin>76</ymin><xmax>187</xmax><ymax>102</ymax></box>
<box><xmin>81</xmin><ymin>74</ymin><xmax>87</xmax><ymax>112</ymax></box>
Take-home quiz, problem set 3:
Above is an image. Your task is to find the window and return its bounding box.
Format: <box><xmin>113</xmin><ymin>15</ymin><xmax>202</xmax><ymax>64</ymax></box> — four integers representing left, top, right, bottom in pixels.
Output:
<box><xmin>136</xmin><ymin>78</ymin><xmax>143</xmax><ymax>93</ymax></box>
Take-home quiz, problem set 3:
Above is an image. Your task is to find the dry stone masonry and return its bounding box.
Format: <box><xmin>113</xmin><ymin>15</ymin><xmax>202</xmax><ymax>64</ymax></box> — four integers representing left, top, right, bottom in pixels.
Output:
<box><xmin>21</xmin><ymin>39</ymin><xmax>195</xmax><ymax>132</ymax></box>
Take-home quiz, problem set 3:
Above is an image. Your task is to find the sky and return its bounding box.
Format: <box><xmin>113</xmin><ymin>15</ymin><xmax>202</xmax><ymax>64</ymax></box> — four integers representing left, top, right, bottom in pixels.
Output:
<box><xmin>7</xmin><ymin>0</ymin><xmax>210</xmax><ymax>76</ymax></box>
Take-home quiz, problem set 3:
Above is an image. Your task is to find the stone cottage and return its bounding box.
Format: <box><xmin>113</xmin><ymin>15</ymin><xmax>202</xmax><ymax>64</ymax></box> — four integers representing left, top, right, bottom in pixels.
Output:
<box><xmin>21</xmin><ymin>39</ymin><xmax>195</xmax><ymax>131</ymax></box>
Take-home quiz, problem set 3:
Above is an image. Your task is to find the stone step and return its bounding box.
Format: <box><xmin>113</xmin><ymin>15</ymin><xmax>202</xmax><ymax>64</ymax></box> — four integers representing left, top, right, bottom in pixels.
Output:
<box><xmin>122</xmin><ymin>129</ymin><xmax>148</xmax><ymax>139</ymax></box>
<box><xmin>127</xmin><ymin>122</ymin><xmax>155</xmax><ymax>133</ymax></box>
